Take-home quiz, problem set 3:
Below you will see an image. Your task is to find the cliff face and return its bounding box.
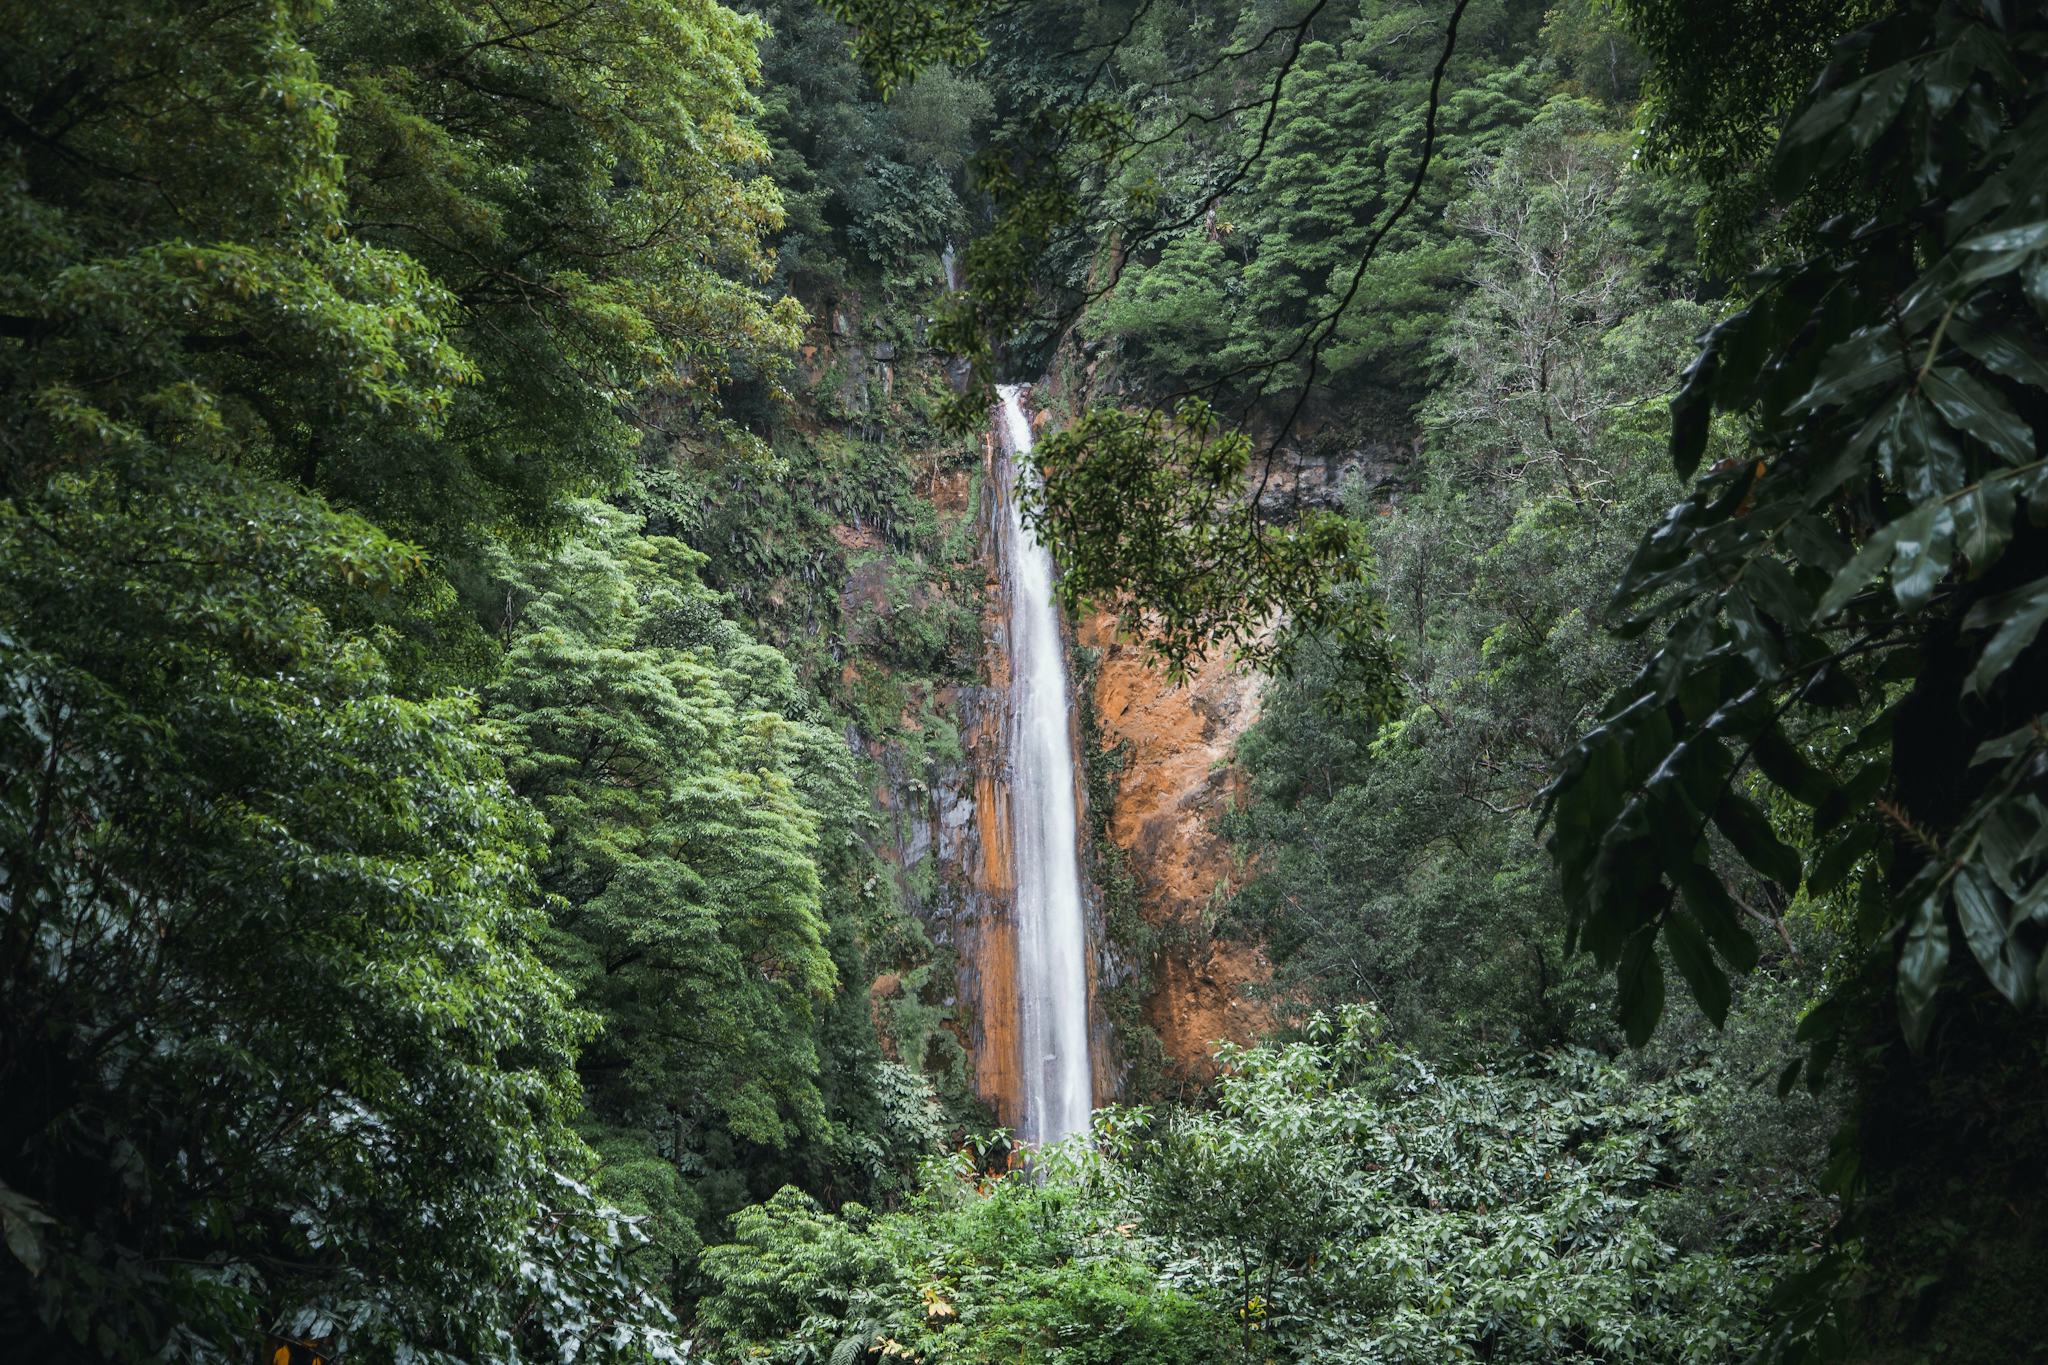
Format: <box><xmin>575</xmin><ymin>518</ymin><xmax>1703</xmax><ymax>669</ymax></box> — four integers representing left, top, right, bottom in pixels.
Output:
<box><xmin>875</xmin><ymin>438</ymin><xmax>1279</xmax><ymax>1120</ymax></box>
<box><xmin>953</xmin><ymin>443</ymin><xmax>1026</xmax><ymax>1128</ymax></box>
<box><xmin>762</xmin><ymin>288</ymin><xmax>1135</xmax><ymax>1137</ymax></box>
<box><xmin>863</xmin><ymin>428</ymin><xmax>1012</xmax><ymax>1129</ymax></box>
<box><xmin>834</xmin><ymin>335</ymin><xmax>1280</xmax><ymax>1125</ymax></box>
<box><xmin>1080</xmin><ymin>613</ymin><xmax>1273</xmax><ymax>1090</ymax></box>
<box><xmin>763</xmin><ymin>282</ymin><xmax>1025</xmax><ymax>1128</ymax></box>
<box><xmin>877</xmin><ymin>426</ymin><xmax>1105</xmax><ymax>1135</ymax></box>
<box><xmin>1023</xmin><ymin>356</ymin><xmax>1380</xmax><ymax>1095</ymax></box>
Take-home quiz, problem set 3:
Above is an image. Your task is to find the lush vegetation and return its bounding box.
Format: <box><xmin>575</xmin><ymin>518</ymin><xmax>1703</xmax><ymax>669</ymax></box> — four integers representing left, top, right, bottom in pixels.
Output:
<box><xmin>4</xmin><ymin>0</ymin><xmax>2045</xmax><ymax>1362</ymax></box>
<box><xmin>701</xmin><ymin>1009</ymin><xmax>1827</xmax><ymax>1365</ymax></box>
<box><xmin>0</xmin><ymin>0</ymin><xmax>974</xmax><ymax>1356</ymax></box>
<box><xmin>833</xmin><ymin>0</ymin><xmax>2048</xmax><ymax>1357</ymax></box>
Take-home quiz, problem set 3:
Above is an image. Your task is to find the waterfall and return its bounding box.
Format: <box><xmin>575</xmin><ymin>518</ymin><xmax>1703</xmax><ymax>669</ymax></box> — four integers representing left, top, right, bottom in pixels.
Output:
<box><xmin>994</xmin><ymin>384</ymin><xmax>1094</xmax><ymax>1145</ymax></box>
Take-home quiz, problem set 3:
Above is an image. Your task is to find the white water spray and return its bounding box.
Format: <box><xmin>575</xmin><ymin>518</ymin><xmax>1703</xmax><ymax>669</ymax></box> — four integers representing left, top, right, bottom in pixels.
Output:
<box><xmin>995</xmin><ymin>384</ymin><xmax>1094</xmax><ymax>1145</ymax></box>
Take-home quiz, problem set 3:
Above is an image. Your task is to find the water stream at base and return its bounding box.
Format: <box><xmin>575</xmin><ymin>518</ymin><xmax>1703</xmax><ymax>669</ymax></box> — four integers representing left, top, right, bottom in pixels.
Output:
<box><xmin>994</xmin><ymin>384</ymin><xmax>1094</xmax><ymax>1145</ymax></box>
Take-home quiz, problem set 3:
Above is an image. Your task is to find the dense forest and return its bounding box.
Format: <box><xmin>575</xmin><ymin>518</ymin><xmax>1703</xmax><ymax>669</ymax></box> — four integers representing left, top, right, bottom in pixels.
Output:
<box><xmin>3</xmin><ymin>1</ymin><xmax>2045</xmax><ymax>1362</ymax></box>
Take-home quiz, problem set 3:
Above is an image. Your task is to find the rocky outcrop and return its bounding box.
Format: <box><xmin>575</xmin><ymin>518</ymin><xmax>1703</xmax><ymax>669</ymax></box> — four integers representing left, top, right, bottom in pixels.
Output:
<box><xmin>837</xmin><ymin>329</ymin><xmax>1290</xmax><ymax>1123</ymax></box>
<box><xmin>1080</xmin><ymin>613</ymin><xmax>1273</xmax><ymax>1088</ymax></box>
<box><xmin>1251</xmin><ymin>433</ymin><xmax>1415</xmax><ymax>517</ymax></box>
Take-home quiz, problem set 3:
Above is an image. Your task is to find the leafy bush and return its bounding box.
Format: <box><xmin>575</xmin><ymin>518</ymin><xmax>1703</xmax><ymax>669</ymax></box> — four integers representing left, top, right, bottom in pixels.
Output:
<box><xmin>699</xmin><ymin>1010</ymin><xmax>1821</xmax><ymax>1364</ymax></box>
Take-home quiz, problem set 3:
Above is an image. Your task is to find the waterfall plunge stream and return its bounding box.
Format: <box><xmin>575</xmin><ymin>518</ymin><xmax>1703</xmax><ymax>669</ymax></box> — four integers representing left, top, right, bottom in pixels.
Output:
<box><xmin>995</xmin><ymin>385</ymin><xmax>1094</xmax><ymax>1145</ymax></box>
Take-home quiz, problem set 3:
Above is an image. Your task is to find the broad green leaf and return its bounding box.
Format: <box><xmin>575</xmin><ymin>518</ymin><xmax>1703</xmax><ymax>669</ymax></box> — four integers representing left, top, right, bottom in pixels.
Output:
<box><xmin>1662</xmin><ymin>910</ymin><xmax>1730</xmax><ymax>1027</ymax></box>
<box><xmin>1976</xmin><ymin>799</ymin><xmax>2046</xmax><ymax>897</ymax></box>
<box><xmin>0</xmin><ymin>1188</ymin><xmax>50</xmax><ymax>1276</ymax></box>
<box><xmin>1961</xmin><ymin>575</ymin><xmax>2048</xmax><ymax>696</ymax></box>
<box><xmin>1624</xmin><ymin>497</ymin><xmax>1706</xmax><ymax>585</ymax></box>
<box><xmin>1921</xmin><ymin>366</ymin><xmax>2036</xmax><ymax>464</ymax></box>
<box><xmin>1779</xmin><ymin>516</ymin><xmax>1851</xmax><ymax>578</ymax></box>
<box><xmin>1672</xmin><ymin>860</ymin><xmax>1762</xmax><ymax>974</ymax></box>
<box><xmin>1779</xmin><ymin>65</ymin><xmax>1910</xmax><ymax>184</ymax></box>
<box><xmin>1954</xmin><ymin>867</ymin><xmax>2031</xmax><ymax>1006</ymax></box>
<box><xmin>1923</xmin><ymin>46</ymin><xmax>1970</xmax><ymax>117</ymax></box>
<box><xmin>1970</xmin><ymin>719</ymin><xmax>2045</xmax><ymax>768</ymax></box>
<box><xmin>1669</xmin><ymin>348</ymin><xmax>1719</xmax><ymax>480</ymax></box>
<box><xmin>2027</xmin><ymin>256</ymin><xmax>2048</xmax><ymax>313</ymax></box>
<box><xmin>1958</xmin><ymin>221</ymin><xmax>2048</xmax><ymax>253</ymax></box>
<box><xmin>1952</xmin><ymin>245</ymin><xmax>2040</xmax><ymax>287</ymax></box>
<box><xmin>1713</xmin><ymin>790</ymin><xmax>1804</xmax><ymax>895</ymax></box>
<box><xmin>1886</xmin><ymin>398</ymin><xmax>1968</xmax><ymax>504</ymax></box>
<box><xmin>1618</xmin><ymin>928</ymin><xmax>1666</xmax><ymax>1049</ymax></box>
<box><xmin>1753</xmin><ymin>726</ymin><xmax>1832</xmax><ymax>806</ymax></box>
<box><xmin>1846</xmin><ymin>66</ymin><xmax>1913</xmax><ymax>148</ymax></box>
<box><xmin>1780</xmin><ymin>82</ymin><xmax>1864</xmax><ymax>152</ymax></box>
<box><xmin>1724</xmin><ymin>591</ymin><xmax>1785</xmax><ymax>680</ymax></box>
<box><xmin>1887</xmin><ymin>503</ymin><xmax>1956</xmax><ymax>616</ymax></box>
<box><xmin>1793</xmin><ymin>330</ymin><xmax>1908</xmax><ymax>413</ymax></box>
<box><xmin>1808</xmin><ymin>822</ymin><xmax>1879</xmax><ymax>898</ymax></box>
<box><xmin>1814</xmin><ymin>506</ymin><xmax>1931</xmax><ymax>620</ymax></box>
<box><xmin>1951</xmin><ymin>480</ymin><xmax>2018</xmax><ymax>574</ymax></box>
<box><xmin>1898</xmin><ymin>890</ymin><xmax>1951</xmax><ymax>1052</ymax></box>
<box><xmin>1742</xmin><ymin>556</ymin><xmax>1816</xmax><ymax>631</ymax></box>
<box><xmin>1953</xmin><ymin>318</ymin><xmax>2048</xmax><ymax>391</ymax></box>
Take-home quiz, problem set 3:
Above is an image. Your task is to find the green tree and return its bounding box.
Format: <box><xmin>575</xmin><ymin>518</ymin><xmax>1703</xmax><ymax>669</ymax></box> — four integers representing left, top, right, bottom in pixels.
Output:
<box><xmin>697</xmin><ymin>1159</ymin><xmax>1229</xmax><ymax>1365</ymax></box>
<box><xmin>1</xmin><ymin>0</ymin><xmax>471</xmax><ymax>512</ymax></box>
<box><xmin>311</xmin><ymin>0</ymin><xmax>805</xmax><ymax>556</ymax></box>
<box><xmin>820</xmin><ymin>0</ymin><xmax>2048</xmax><ymax>1353</ymax></box>
<box><xmin>1</xmin><ymin>0</ymin><xmax>820</xmax><ymax>1350</ymax></box>
<box><xmin>1225</xmin><ymin>95</ymin><xmax>1713</xmax><ymax>1053</ymax></box>
<box><xmin>1546</xmin><ymin>0</ymin><xmax>2048</xmax><ymax>1055</ymax></box>
<box><xmin>2</xmin><ymin>0</ymin><xmax>802</xmax><ymax>571</ymax></box>
<box><xmin>486</xmin><ymin>505</ymin><xmax>846</xmax><ymax>1267</ymax></box>
<box><xmin>1543</xmin><ymin>5</ymin><xmax>2048</xmax><ymax>1351</ymax></box>
<box><xmin>748</xmin><ymin>0</ymin><xmax>991</xmax><ymax>291</ymax></box>
<box><xmin>0</xmin><ymin>466</ymin><xmax>681</xmax><ymax>1362</ymax></box>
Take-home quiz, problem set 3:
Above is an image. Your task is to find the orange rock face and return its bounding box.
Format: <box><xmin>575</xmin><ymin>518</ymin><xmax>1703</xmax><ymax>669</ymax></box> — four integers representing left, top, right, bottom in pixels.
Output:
<box><xmin>1079</xmin><ymin>614</ymin><xmax>1274</xmax><ymax>1086</ymax></box>
<box><xmin>962</xmin><ymin>654</ymin><xmax>1024</xmax><ymax>1125</ymax></box>
<box><xmin>926</xmin><ymin>468</ymin><xmax>972</xmax><ymax>517</ymax></box>
<box><xmin>830</xmin><ymin>523</ymin><xmax>885</xmax><ymax>550</ymax></box>
<box><xmin>945</xmin><ymin>429</ymin><xmax>1042</xmax><ymax>1134</ymax></box>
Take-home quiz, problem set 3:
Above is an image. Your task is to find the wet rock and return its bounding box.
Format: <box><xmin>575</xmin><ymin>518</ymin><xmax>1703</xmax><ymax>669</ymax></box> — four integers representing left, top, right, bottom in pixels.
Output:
<box><xmin>1079</xmin><ymin>609</ymin><xmax>1276</xmax><ymax>1088</ymax></box>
